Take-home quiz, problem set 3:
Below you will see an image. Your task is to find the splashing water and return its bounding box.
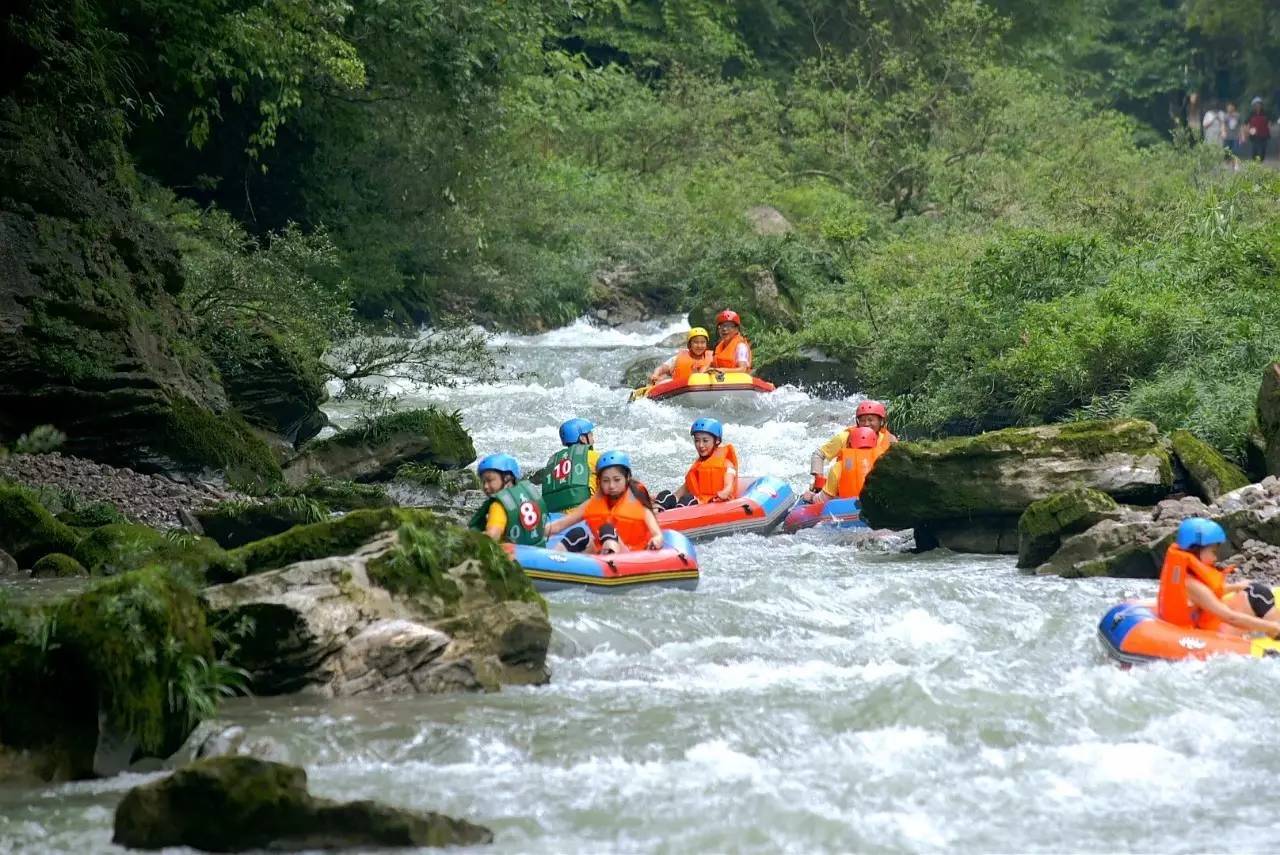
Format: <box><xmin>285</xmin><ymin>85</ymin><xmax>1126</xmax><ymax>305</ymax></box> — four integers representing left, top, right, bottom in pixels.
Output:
<box><xmin>5</xmin><ymin>317</ymin><xmax>1280</xmax><ymax>854</ymax></box>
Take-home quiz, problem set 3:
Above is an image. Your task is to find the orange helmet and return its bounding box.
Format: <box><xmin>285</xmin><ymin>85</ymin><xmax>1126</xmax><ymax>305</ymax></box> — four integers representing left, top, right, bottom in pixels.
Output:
<box><xmin>855</xmin><ymin>400</ymin><xmax>887</xmax><ymax>419</ymax></box>
<box><xmin>849</xmin><ymin>427</ymin><xmax>879</xmax><ymax>449</ymax></box>
<box><xmin>716</xmin><ymin>309</ymin><xmax>741</xmax><ymax>326</ymax></box>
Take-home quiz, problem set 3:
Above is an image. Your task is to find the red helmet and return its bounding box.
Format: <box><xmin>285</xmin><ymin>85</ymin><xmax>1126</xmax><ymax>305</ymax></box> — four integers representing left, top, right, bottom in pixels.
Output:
<box><xmin>716</xmin><ymin>309</ymin><xmax>741</xmax><ymax>326</ymax></box>
<box><xmin>855</xmin><ymin>400</ymin><xmax>887</xmax><ymax>420</ymax></box>
<box><xmin>849</xmin><ymin>427</ymin><xmax>879</xmax><ymax>449</ymax></box>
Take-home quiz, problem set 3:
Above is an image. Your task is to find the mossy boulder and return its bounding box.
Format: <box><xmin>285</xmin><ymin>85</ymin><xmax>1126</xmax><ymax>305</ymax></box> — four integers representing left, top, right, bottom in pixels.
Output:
<box><xmin>225</xmin><ymin>508</ymin><xmax>425</xmax><ymax>580</ymax></box>
<box><xmin>283</xmin><ymin>409</ymin><xmax>475</xmax><ymax>486</ymax></box>
<box><xmin>1258</xmin><ymin>362</ymin><xmax>1280</xmax><ymax>478</ymax></box>
<box><xmin>57</xmin><ymin>501</ymin><xmax>128</xmax><ymax>529</ymax></box>
<box><xmin>194</xmin><ymin>497</ymin><xmax>329</xmax><ymax>549</ymax></box>
<box><xmin>30</xmin><ymin>553</ymin><xmax>88</xmax><ymax>578</ymax></box>
<box><xmin>1016</xmin><ymin>488</ymin><xmax>1119</xmax><ymax>569</ymax></box>
<box><xmin>211</xmin><ymin>325</ymin><xmax>330</xmax><ymax>448</ymax></box>
<box><xmin>291</xmin><ymin>476</ymin><xmax>394</xmax><ymax>511</ymax></box>
<box><xmin>141</xmin><ymin>398</ymin><xmax>282</xmax><ymax>489</ymax></box>
<box><xmin>112</xmin><ymin>756</ymin><xmax>493</xmax><ymax>851</ymax></box>
<box><xmin>755</xmin><ymin>348</ymin><xmax>861</xmax><ymax>397</ymax></box>
<box><xmin>72</xmin><ymin>523</ymin><xmax>235</xmax><ymax>579</ymax></box>
<box><xmin>0</xmin><ymin>485</ymin><xmax>82</xmax><ymax>566</ymax></box>
<box><xmin>1170</xmin><ymin>429</ymin><xmax>1250</xmax><ymax>503</ymax></box>
<box><xmin>0</xmin><ymin>566</ymin><xmax>216</xmax><ymax>779</ymax></box>
<box><xmin>860</xmin><ymin>420</ymin><xmax>1173</xmax><ymax>541</ymax></box>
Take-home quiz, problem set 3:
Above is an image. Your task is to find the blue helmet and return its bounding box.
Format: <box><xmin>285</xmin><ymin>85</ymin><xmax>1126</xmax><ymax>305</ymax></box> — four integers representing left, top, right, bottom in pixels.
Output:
<box><xmin>596</xmin><ymin>450</ymin><xmax>632</xmax><ymax>475</ymax></box>
<box><xmin>1175</xmin><ymin>517</ymin><xmax>1227</xmax><ymax>550</ymax></box>
<box><xmin>477</xmin><ymin>453</ymin><xmax>521</xmax><ymax>481</ymax></box>
<box><xmin>690</xmin><ymin>417</ymin><xmax>723</xmax><ymax>441</ymax></box>
<box><xmin>559</xmin><ymin>418</ymin><xmax>595</xmax><ymax>446</ymax></box>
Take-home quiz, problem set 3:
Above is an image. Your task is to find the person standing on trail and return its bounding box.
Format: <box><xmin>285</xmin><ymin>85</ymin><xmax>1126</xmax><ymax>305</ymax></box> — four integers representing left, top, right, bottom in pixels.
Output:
<box><xmin>1202</xmin><ymin>102</ymin><xmax>1225</xmax><ymax>149</ymax></box>
<box><xmin>1246</xmin><ymin>97</ymin><xmax>1271</xmax><ymax>161</ymax></box>
<box><xmin>1224</xmin><ymin>102</ymin><xmax>1242</xmax><ymax>160</ymax></box>
<box><xmin>1185</xmin><ymin>91</ymin><xmax>1203</xmax><ymax>141</ymax></box>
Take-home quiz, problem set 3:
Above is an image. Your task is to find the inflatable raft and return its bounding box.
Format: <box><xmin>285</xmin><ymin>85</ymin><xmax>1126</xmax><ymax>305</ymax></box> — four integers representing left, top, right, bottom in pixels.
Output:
<box><xmin>782</xmin><ymin>496</ymin><xmax>869</xmax><ymax>533</ymax></box>
<box><xmin>1097</xmin><ymin>594</ymin><xmax>1280</xmax><ymax>665</ymax></box>
<box><xmin>629</xmin><ymin>371</ymin><xmax>775</xmax><ymax>405</ymax></box>
<box><xmin>507</xmin><ymin>531</ymin><xmax>699</xmax><ymax>593</ymax></box>
<box><xmin>657</xmin><ymin>476</ymin><xmax>797</xmax><ymax>541</ymax></box>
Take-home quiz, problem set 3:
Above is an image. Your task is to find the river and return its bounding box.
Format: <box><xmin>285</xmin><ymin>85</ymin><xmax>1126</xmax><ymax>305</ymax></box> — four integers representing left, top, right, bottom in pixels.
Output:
<box><xmin>4</xmin><ymin>318</ymin><xmax>1280</xmax><ymax>854</ymax></box>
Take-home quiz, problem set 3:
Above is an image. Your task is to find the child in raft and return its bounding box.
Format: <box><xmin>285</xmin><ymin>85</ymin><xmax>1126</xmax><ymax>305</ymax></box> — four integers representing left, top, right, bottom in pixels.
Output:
<box><xmin>1157</xmin><ymin>517</ymin><xmax>1280</xmax><ymax>637</ymax></box>
<box><xmin>469</xmin><ymin>454</ymin><xmax>547</xmax><ymax>547</ymax></box>
<box><xmin>540</xmin><ymin>417</ymin><xmax>600</xmax><ymax>513</ymax></box>
<box><xmin>545</xmin><ymin>451</ymin><xmax>664</xmax><ymax>553</ymax></box>
<box><xmin>800</xmin><ymin>426</ymin><xmax>882</xmax><ymax>504</ymax></box>
<box><xmin>805</xmin><ymin>399</ymin><xmax>897</xmax><ymax>498</ymax></box>
<box><xmin>655</xmin><ymin>418</ymin><xmax>738</xmax><ymax>510</ymax></box>
<box><xmin>649</xmin><ymin>328</ymin><xmax>714</xmax><ymax>385</ymax></box>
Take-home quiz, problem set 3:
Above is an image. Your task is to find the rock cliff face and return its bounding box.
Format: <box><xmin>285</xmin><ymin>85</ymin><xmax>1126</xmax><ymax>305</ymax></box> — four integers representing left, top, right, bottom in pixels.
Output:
<box><xmin>1260</xmin><ymin>362</ymin><xmax>1280</xmax><ymax>478</ymax></box>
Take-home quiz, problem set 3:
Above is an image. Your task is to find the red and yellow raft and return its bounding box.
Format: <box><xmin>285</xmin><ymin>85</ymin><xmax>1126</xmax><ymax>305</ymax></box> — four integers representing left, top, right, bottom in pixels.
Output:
<box><xmin>629</xmin><ymin>371</ymin><xmax>775</xmax><ymax>405</ymax></box>
<box><xmin>1097</xmin><ymin>591</ymin><xmax>1280</xmax><ymax>665</ymax></box>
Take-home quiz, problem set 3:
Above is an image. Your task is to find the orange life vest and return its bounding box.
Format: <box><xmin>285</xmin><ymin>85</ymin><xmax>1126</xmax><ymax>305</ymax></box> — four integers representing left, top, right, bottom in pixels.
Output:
<box><xmin>834</xmin><ymin>447</ymin><xmax>880</xmax><ymax>499</ymax></box>
<box><xmin>683</xmin><ymin>444</ymin><xmax>739</xmax><ymax>504</ymax></box>
<box><xmin>713</xmin><ymin>333</ymin><xmax>751</xmax><ymax>369</ymax></box>
<box><xmin>1157</xmin><ymin>545</ymin><xmax>1227</xmax><ymax>631</ymax></box>
<box><xmin>582</xmin><ymin>489</ymin><xmax>652</xmax><ymax>551</ymax></box>
<box><xmin>875</xmin><ymin>429</ymin><xmax>897</xmax><ymax>454</ymax></box>
<box><xmin>672</xmin><ymin>350</ymin><xmax>714</xmax><ymax>384</ymax></box>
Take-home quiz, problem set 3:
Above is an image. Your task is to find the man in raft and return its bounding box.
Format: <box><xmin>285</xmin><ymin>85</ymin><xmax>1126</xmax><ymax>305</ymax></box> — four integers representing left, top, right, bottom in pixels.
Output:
<box><xmin>546</xmin><ymin>451</ymin><xmax>664</xmax><ymax>554</ymax></box>
<box><xmin>712</xmin><ymin>309</ymin><xmax>752</xmax><ymax>372</ymax></box>
<box><xmin>804</xmin><ymin>400</ymin><xmax>897</xmax><ymax>498</ymax></box>
<box><xmin>1158</xmin><ymin>518</ymin><xmax>1280</xmax><ymax>637</ymax></box>
<box><xmin>540</xmin><ymin>418</ymin><xmax>599</xmax><ymax>513</ymax></box>
<box><xmin>800</xmin><ymin>426</ymin><xmax>882</xmax><ymax>504</ymax></box>
<box><xmin>655</xmin><ymin>418</ymin><xmax>739</xmax><ymax>510</ymax></box>
<box><xmin>649</xmin><ymin>328</ymin><xmax>714</xmax><ymax>385</ymax></box>
<box><xmin>470</xmin><ymin>454</ymin><xmax>547</xmax><ymax>546</ymax></box>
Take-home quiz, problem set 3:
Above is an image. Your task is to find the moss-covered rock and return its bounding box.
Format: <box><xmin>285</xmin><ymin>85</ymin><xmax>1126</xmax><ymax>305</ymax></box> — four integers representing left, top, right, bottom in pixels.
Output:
<box><xmin>72</xmin><ymin>523</ymin><xmax>235</xmax><ymax>579</ymax></box>
<box><xmin>30</xmin><ymin>553</ymin><xmax>88</xmax><ymax>578</ymax></box>
<box><xmin>283</xmin><ymin>409</ymin><xmax>475</xmax><ymax>486</ymax></box>
<box><xmin>211</xmin><ymin>325</ymin><xmax>330</xmax><ymax>448</ymax></box>
<box><xmin>0</xmin><ymin>485</ymin><xmax>82</xmax><ymax>566</ymax></box>
<box><xmin>1170</xmin><ymin>429</ymin><xmax>1250</xmax><ymax>503</ymax></box>
<box><xmin>195</xmin><ymin>497</ymin><xmax>329</xmax><ymax>550</ymax></box>
<box><xmin>1258</xmin><ymin>362</ymin><xmax>1280</xmax><ymax>478</ymax></box>
<box><xmin>226</xmin><ymin>508</ymin><xmax>424</xmax><ymax>580</ymax></box>
<box><xmin>146</xmin><ymin>397</ymin><xmax>282</xmax><ymax>489</ymax></box>
<box><xmin>1016</xmin><ymin>488</ymin><xmax>1118</xmax><ymax>569</ymax></box>
<box><xmin>57</xmin><ymin>501</ymin><xmax>128</xmax><ymax>529</ymax></box>
<box><xmin>112</xmin><ymin>756</ymin><xmax>493</xmax><ymax>851</ymax></box>
<box><xmin>290</xmin><ymin>476</ymin><xmax>394</xmax><ymax>511</ymax></box>
<box><xmin>860</xmin><ymin>419</ymin><xmax>1173</xmax><ymax>536</ymax></box>
<box><xmin>0</xmin><ymin>566</ymin><xmax>217</xmax><ymax>779</ymax></box>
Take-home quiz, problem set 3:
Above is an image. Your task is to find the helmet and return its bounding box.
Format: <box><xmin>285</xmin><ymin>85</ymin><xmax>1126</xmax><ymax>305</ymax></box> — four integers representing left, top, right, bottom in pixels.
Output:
<box><xmin>687</xmin><ymin>327</ymin><xmax>710</xmax><ymax>343</ymax></box>
<box><xmin>855</xmin><ymin>400</ymin><xmax>888</xmax><ymax>420</ymax></box>
<box><xmin>559</xmin><ymin>418</ymin><xmax>595</xmax><ymax>446</ymax></box>
<box><xmin>596</xmin><ymin>450</ymin><xmax>632</xmax><ymax>475</ymax></box>
<box><xmin>477</xmin><ymin>453</ymin><xmax>521</xmax><ymax>480</ymax></box>
<box><xmin>849</xmin><ymin>427</ymin><xmax>879</xmax><ymax>449</ymax></box>
<box><xmin>1175</xmin><ymin>518</ymin><xmax>1227</xmax><ymax>550</ymax></box>
<box><xmin>690</xmin><ymin>417</ymin><xmax>723</xmax><ymax>440</ymax></box>
<box><xmin>715</xmin><ymin>309</ymin><xmax>741</xmax><ymax>327</ymax></box>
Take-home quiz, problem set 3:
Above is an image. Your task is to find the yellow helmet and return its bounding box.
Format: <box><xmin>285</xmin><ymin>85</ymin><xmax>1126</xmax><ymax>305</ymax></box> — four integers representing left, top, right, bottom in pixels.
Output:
<box><xmin>687</xmin><ymin>327</ymin><xmax>710</xmax><ymax>343</ymax></box>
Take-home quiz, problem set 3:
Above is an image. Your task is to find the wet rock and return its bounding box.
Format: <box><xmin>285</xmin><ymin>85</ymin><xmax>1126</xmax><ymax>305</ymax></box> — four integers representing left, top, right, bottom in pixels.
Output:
<box><xmin>181</xmin><ymin>721</ymin><xmax>289</xmax><ymax>764</ymax></box>
<box><xmin>755</xmin><ymin>348</ymin><xmax>859</xmax><ymax>396</ymax></box>
<box><xmin>195</xmin><ymin>498</ymin><xmax>329</xmax><ymax>549</ymax></box>
<box><xmin>1016</xmin><ymin>488</ymin><xmax>1119</xmax><ymax>569</ymax></box>
<box><xmin>926</xmin><ymin>517</ymin><xmax>1020</xmax><ymax>554</ymax></box>
<box><xmin>284</xmin><ymin>409</ymin><xmax>475</xmax><ymax>486</ymax></box>
<box><xmin>30</xmin><ymin>552</ymin><xmax>88</xmax><ymax>578</ymax></box>
<box><xmin>622</xmin><ymin>355</ymin><xmax>665</xmax><ymax>390</ymax></box>
<box><xmin>1170</xmin><ymin>429</ymin><xmax>1249</xmax><ymax>502</ymax></box>
<box><xmin>1224</xmin><ymin>540</ymin><xmax>1280</xmax><ymax>586</ymax></box>
<box><xmin>0</xmin><ymin>484</ymin><xmax>81</xmax><ymax>566</ymax></box>
<box><xmin>212</xmin><ymin>327</ymin><xmax>329</xmax><ymax>448</ymax></box>
<box><xmin>0</xmin><ymin>548</ymin><xmax>17</xmax><ymax>576</ymax></box>
<box><xmin>112</xmin><ymin>756</ymin><xmax>493</xmax><ymax>851</ymax></box>
<box><xmin>1259</xmin><ymin>362</ymin><xmax>1280</xmax><ymax>477</ymax></box>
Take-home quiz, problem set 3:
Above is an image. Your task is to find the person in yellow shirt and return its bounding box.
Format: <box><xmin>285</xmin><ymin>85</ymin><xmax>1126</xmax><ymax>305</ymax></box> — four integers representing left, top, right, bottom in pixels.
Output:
<box><xmin>804</xmin><ymin>400</ymin><xmax>897</xmax><ymax>500</ymax></box>
<box><xmin>468</xmin><ymin>454</ymin><xmax>547</xmax><ymax>546</ymax></box>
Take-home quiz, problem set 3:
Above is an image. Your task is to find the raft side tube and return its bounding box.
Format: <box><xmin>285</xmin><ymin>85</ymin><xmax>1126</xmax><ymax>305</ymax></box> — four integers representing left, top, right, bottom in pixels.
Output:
<box><xmin>657</xmin><ymin>477</ymin><xmax>798</xmax><ymax>541</ymax></box>
<box><xmin>509</xmin><ymin>530</ymin><xmax>699</xmax><ymax>593</ymax></box>
<box><xmin>782</xmin><ymin>496</ymin><xmax>868</xmax><ymax>533</ymax></box>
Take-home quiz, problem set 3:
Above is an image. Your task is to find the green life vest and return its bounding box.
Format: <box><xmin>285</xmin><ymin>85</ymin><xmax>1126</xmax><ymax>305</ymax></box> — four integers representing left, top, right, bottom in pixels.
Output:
<box><xmin>541</xmin><ymin>443</ymin><xmax>592</xmax><ymax>512</ymax></box>
<box><xmin>469</xmin><ymin>482</ymin><xmax>547</xmax><ymax>547</ymax></box>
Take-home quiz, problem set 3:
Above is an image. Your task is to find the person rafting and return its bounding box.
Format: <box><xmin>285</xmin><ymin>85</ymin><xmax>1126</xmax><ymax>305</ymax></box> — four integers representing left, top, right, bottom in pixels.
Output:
<box><xmin>804</xmin><ymin>400</ymin><xmax>897</xmax><ymax>498</ymax></box>
<box><xmin>655</xmin><ymin>418</ymin><xmax>739</xmax><ymax>510</ymax></box>
<box><xmin>800</xmin><ymin>426</ymin><xmax>883</xmax><ymax>503</ymax></box>
<box><xmin>712</xmin><ymin>310</ymin><xmax>752</xmax><ymax>372</ymax></box>
<box><xmin>649</xmin><ymin>328</ymin><xmax>715</xmax><ymax>385</ymax></box>
<box><xmin>546</xmin><ymin>451</ymin><xmax>664</xmax><ymax>554</ymax></box>
<box><xmin>469</xmin><ymin>454</ymin><xmax>547</xmax><ymax>546</ymax></box>
<box><xmin>1157</xmin><ymin>518</ymin><xmax>1280</xmax><ymax>637</ymax></box>
<box><xmin>541</xmin><ymin>418</ymin><xmax>600</xmax><ymax>513</ymax></box>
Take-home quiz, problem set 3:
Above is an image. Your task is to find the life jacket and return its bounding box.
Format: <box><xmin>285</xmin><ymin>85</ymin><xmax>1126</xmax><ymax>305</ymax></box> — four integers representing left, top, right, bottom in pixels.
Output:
<box><xmin>672</xmin><ymin>350</ymin><xmax>714</xmax><ymax>384</ymax></box>
<box><xmin>542</xmin><ymin>443</ymin><xmax>592</xmax><ymax>512</ymax></box>
<box><xmin>713</xmin><ymin>333</ymin><xmax>751</xmax><ymax>369</ymax></box>
<box><xmin>683</xmin><ymin>444</ymin><xmax>739</xmax><ymax>504</ymax></box>
<box><xmin>581</xmin><ymin>487</ymin><xmax>652</xmax><ymax>551</ymax></box>
<box><xmin>833</xmin><ymin>447</ymin><xmax>879</xmax><ymax>499</ymax></box>
<box><xmin>875</xmin><ymin>429</ymin><xmax>897</xmax><ymax>454</ymax></box>
<box><xmin>469</xmin><ymin>482</ymin><xmax>547</xmax><ymax>547</ymax></box>
<box><xmin>1157</xmin><ymin>545</ymin><xmax>1227</xmax><ymax>631</ymax></box>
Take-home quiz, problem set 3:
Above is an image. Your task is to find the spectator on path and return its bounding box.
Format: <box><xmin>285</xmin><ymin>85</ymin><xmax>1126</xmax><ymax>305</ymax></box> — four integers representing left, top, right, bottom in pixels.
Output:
<box><xmin>1224</xmin><ymin>102</ymin><xmax>1242</xmax><ymax>160</ymax></box>
<box><xmin>1247</xmin><ymin>97</ymin><xmax>1271</xmax><ymax>161</ymax></box>
<box><xmin>1185</xmin><ymin>91</ymin><xmax>1203</xmax><ymax>141</ymax></box>
<box><xmin>1202</xmin><ymin>102</ymin><xmax>1225</xmax><ymax>149</ymax></box>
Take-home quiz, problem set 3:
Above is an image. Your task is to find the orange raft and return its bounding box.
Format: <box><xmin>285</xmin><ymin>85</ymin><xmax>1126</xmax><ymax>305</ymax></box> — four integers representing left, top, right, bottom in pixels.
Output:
<box><xmin>628</xmin><ymin>371</ymin><xmax>775</xmax><ymax>405</ymax></box>
<box><xmin>655</xmin><ymin>476</ymin><xmax>797</xmax><ymax>541</ymax></box>
<box><xmin>1097</xmin><ymin>592</ymin><xmax>1280</xmax><ymax>665</ymax></box>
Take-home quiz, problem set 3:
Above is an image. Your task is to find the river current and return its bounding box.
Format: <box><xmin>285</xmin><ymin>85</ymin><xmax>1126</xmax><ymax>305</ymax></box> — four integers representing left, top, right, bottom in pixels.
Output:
<box><xmin>4</xmin><ymin>318</ymin><xmax>1280</xmax><ymax>854</ymax></box>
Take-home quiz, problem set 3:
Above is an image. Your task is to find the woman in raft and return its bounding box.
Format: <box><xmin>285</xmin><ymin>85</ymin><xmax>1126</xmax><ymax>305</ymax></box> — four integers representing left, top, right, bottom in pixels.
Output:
<box><xmin>546</xmin><ymin>451</ymin><xmax>665</xmax><ymax>554</ymax></box>
<box><xmin>1158</xmin><ymin>518</ymin><xmax>1280</xmax><ymax>637</ymax></box>
<box><xmin>649</xmin><ymin>328</ymin><xmax>714</xmax><ymax>385</ymax></box>
<box><xmin>655</xmin><ymin>418</ymin><xmax>739</xmax><ymax>510</ymax></box>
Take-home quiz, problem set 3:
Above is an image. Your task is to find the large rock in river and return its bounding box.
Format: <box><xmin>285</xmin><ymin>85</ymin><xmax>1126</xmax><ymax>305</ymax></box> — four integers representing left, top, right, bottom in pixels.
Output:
<box><xmin>284</xmin><ymin>409</ymin><xmax>475</xmax><ymax>486</ymax></box>
<box><xmin>860</xmin><ymin>419</ymin><xmax>1173</xmax><ymax>553</ymax></box>
<box><xmin>112</xmin><ymin>756</ymin><xmax>492</xmax><ymax>851</ymax></box>
<box><xmin>1169</xmin><ymin>429</ymin><xmax>1249</xmax><ymax>502</ymax></box>
<box><xmin>1259</xmin><ymin>362</ymin><xmax>1280</xmax><ymax>478</ymax></box>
